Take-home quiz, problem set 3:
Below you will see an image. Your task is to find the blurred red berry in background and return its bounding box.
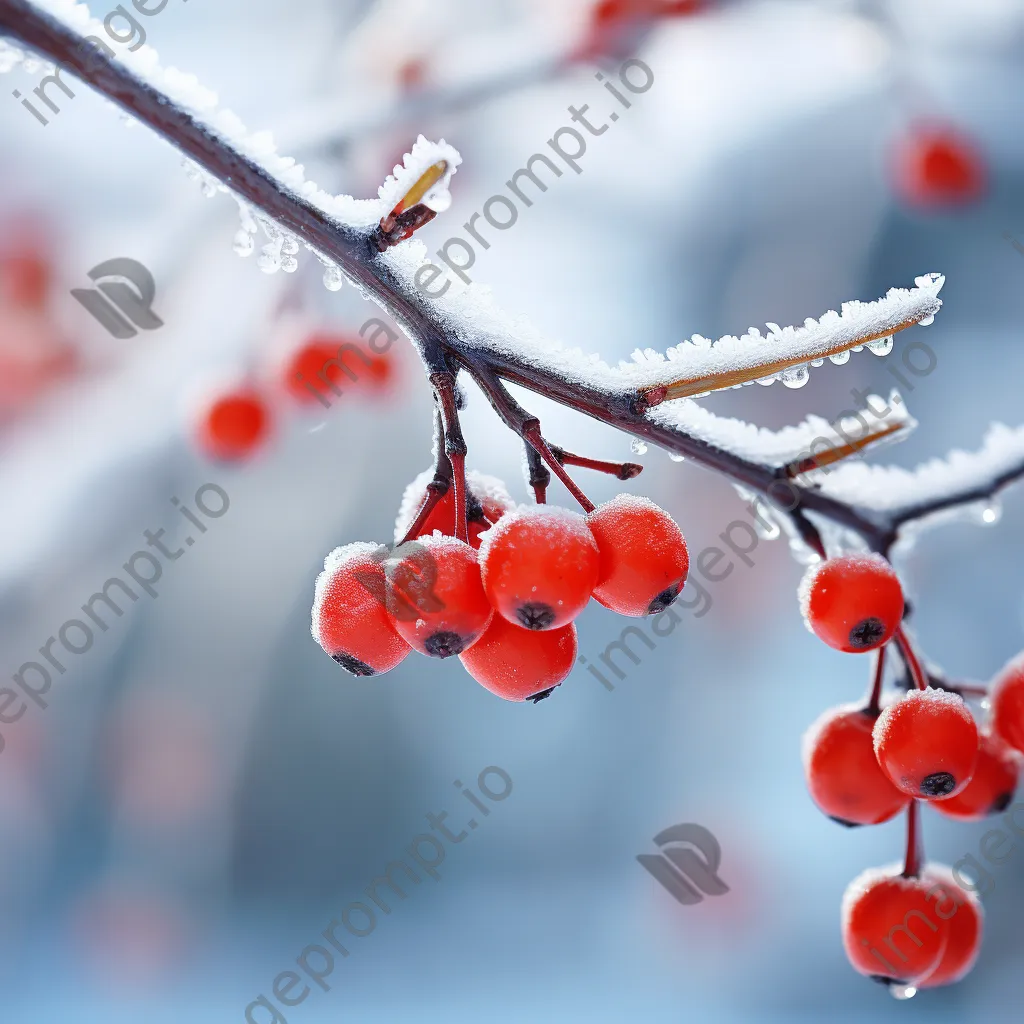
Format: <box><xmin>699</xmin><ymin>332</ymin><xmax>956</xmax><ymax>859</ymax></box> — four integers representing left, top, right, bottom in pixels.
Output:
<box><xmin>892</xmin><ymin>126</ymin><xmax>986</xmax><ymax>208</ymax></box>
<box><xmin>196</xmin><ymin>387</ymin><xmax>271</xmax><ymax>461</ymax></box>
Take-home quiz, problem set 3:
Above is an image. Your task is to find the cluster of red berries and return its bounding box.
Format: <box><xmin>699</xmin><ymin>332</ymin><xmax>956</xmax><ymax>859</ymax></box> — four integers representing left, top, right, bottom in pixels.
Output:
<box><xmin>797</xmin><ymin>552</ymin><xmax>1024</xmax><ymax>991</ymax></box>
<box><xmin>310</xmin><ymin>469</ymin><xmax>689</xmax><ymax>702</ymax></box>
<box><xmin>193</xmin><ymin>330</ymin><xmax>394</xmax><ymax>462</ymax></box>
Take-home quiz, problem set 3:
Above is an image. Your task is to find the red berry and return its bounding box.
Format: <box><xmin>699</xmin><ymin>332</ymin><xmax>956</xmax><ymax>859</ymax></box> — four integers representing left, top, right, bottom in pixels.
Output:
<box><xmin>311</xmin><ymin>543</ymin><xmax>412</xmax><ymax>676</ymax></box>
<box><xmin>934</xmin><ymin>729</ymin><xmax>1020</xmax><ymax>820</ymax></box>
<box><xmin>479</xmin><ymin>507</ymin><xmax>599</xmax><ymax>630</ymax></box>
<box><xmin>842</xmin><ymin>867</ymin><xmax>949</xmax><ymax>984</ymax></box>
<box><xmin>917</xmin><ymin>866</ymin><xmax>983</xmax><ymax>988</ymax></box>
<box><xmin>990</xmin><ymin>652</ymin><xmax>1024</xmax><ymax>754</ymax></box>
<box><xmin>872</xmin><ymin>688</ymin><xmax>979</xmax><ymax>799</ymax></box>
<box><xmin>586</xmin><ymin>495</ymin><xmax>688</xmax><ymax>617</ymax></box>
<box><xmin>893</xmin><ymin>127</ymin><xmax>985</xmax><ymax>207</ymax></box>
<box><xmin>196</xmin><ymin>388</ymin><xmax>271</xmax><ymax>462</ymax></box>
<box><xmin>386</xmin><ymin>535</ymin><xmax>492</xmax><ymax>658</ymax></box>
<box><xmin>284</xmin><ymin>338</ymin><xmax>344</xmax><ymax>406</ymax></box>
<box><xmin>0</xmin><ymin>249</ymin><xmax>50</xmax><ymax>309</ymax></box>
<box><xmin>460</xmin><ymin>616</ymin><xmax>577</xmax><ymax>702</ymax></box>
<box><xmin>799</xmin><ymin>554</ymin><xmax>904</xmax><ymax>653</ymax></box>
<box><xmin>802</xmin><ymin>704</ymin><xmax>910</xmax><ymax>826</ymax></box>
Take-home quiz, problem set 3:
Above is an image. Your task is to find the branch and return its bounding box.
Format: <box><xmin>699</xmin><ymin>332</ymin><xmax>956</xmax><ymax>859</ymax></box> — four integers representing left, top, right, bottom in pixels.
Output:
<box><xmin>4</xmin><ymin>0</ymin><xmax>1021</xmax><ymax>558</ymax></box>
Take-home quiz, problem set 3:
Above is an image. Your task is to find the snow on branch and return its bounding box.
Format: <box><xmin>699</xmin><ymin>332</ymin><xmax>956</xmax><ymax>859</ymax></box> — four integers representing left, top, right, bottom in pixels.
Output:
<box><xmin>818</xmin><ymin>423</ymin><xmax>1024</xmax><ymax>529</ymax></box>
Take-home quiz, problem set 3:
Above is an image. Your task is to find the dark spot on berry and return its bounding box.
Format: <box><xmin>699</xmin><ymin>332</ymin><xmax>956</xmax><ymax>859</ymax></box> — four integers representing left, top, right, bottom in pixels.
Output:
<box><xmin>331</xmin><ymin>652</ymin><xmax>376</xmax><ymax>676</ymax></box>
<box><xmin>991</xmin><ymin>791</ymin><xmax>1014</xmax><ymax>813</ymax></box>
<box><xmin>920</xmin><ymin>771</ymin><xmax>956</xmax><ymax>797</ymax></box>
<box><xmin>516</xmin><ymin>602</ymin><xmax>555</xmax><ymax>630</ymax></box>
<box><xmin>827</xmin><ymin>815</ymin><xmax>863</xmax><ymax>829</ymax></box>
<box><xmin>870</xmin><ymin>975</ymin><xmax>909</xmax><ymax>987</ymax></box>
<box><xmin>528</xmin><ymin>686</ymin><xmax>557</xmax><ymax>704</ymax></box>
<box><xmin>848</xmin><ymin>617</ymin><xmax>886</xmax><ymax>649</ymax></box>
<box><xmin>424</xmin><ymin>631</ymin><xmax>466</xmax><ymax>659</ymax></box>
<box><xmin>647</xmin><ymin>580</ymin><xmax>684</xmax><ymax>615</ymax></box>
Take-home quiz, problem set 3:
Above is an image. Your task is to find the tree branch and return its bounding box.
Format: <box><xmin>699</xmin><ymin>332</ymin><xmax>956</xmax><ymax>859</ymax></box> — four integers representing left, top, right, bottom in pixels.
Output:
<box><xmin>4</xmin><ymin>0</ymin><xmax>1022</xmax><ymax>558</ymax></box>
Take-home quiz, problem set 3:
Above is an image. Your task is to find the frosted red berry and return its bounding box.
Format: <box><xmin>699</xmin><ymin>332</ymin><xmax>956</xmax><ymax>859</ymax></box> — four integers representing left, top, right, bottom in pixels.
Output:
<box><xmin>311</xmin><ymin>543</ymin><xmax>412</xmax><ymax>676</ymax></box>
<box><xmin>872</xmin><ymin>688</ymin><xmax>979</xmax><ymax>799</ymax></box>
<box><xmin>460</xmin><ymin>615</ymin><xmax>577</xmax><ymax>702</ymax></box>
<box><xmin>990</xmin><ymin>652</ymin><xmax>1024</xmax><ymax>755</ymax></box>
<box><xmin>934</xmin><ymin>729</ymin><xmax>1020</xmax><ymax>820</ymax></box>
<box><xmin>586</xmin><ymin>495</ymin><xmax>689</xmax><ymax>617</ymax></box>
<box><xmin>803</xmin><ymin>704</ymin><xmax>911</xmax><ymax>827</ymax></box>
<box><xmin>386</xmin><ymin>535</ymin><xmax>492</xmax><ymax>658</ymax></box>
<box><xmin>196</xmin><ymin>388</ymin><xmax>271</xmax><ymax>462</ymax></box>
<box><xmin>799</xmin><ymin>554</ymin><xmax>904</xmax><ymax>653</ymax></box>
<box><xmin>893</xmin><ymin>127</ymin><xmax>986</xmax><ymax>208</ymax></box>
<box><xmin>479</xmin><ymin>507</ymin><xmax>599</xmax><ymax>630</ymax></box>
<box><xmin>918</xmin><ymin>866</ymin><xmax>983</xmax><ymax>989</ymax></box>
<box><xmin>842</xmin><ymin>868</ymin><xmax>949</xmax><ymax>984</ymax></box>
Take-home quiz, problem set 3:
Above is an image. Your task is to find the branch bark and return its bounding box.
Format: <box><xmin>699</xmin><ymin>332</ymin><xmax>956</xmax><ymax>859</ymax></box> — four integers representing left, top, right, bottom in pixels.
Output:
<box><xmin>3</xmin><ymin>0</ymin><xmax>1021</xmax><ymax>556</ymax></box>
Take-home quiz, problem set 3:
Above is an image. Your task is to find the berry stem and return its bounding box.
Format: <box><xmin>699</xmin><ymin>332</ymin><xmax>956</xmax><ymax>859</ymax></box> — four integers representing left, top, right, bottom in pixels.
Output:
<box><xmin>548</xmin><ymin>444</ymin><xmax>643</xmax><ymax>481</ymax></box>
<box><xmin>524</xmin><ymin>443</ymin><xmax>550</xmax><ymax>504</ymax></box>
<box><xmin>397</xmin><ymin>410</ymin><xmax>452</xmax><ymax>545</ymax></box>
<box><xmin>462</xmin><ymin>357</ymin><xmax>596</xmax><ymax>512</ymax></box>
<box><xmin>523</xmin><ymin>425</ymin><xmax>596</xmax><ymax>513</ymax></box>
<box><xmin>865</xmin><ymin>646</ymin><xmax>886</xmax><ymax>716</ymax></box>
<box><xmin>894</xmin><ymin>626</ymin><xmax>928</xmax><ymax>691</ymax></box>
<box><xmin>429</xmin><ymin>371</ymin><xmax>469</xmax><ymax>543</ymax></box>
<box><xmin>901</xmin><ymin>799</ymin><xmax>923</xmax><ymax>880</ymax></box>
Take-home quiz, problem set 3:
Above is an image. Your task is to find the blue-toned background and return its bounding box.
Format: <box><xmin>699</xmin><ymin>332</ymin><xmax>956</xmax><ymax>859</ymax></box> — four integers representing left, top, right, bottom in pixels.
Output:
<box><xmin>1</xmin><ymin>1</ymin><xmax>1023</xmax><ymax>1021</ymax></box>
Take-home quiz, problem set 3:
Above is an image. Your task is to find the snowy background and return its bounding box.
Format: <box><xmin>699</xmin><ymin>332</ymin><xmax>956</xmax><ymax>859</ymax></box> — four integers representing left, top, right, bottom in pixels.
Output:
<box><xmin>1</xmin><ymin>0</ymin><xmax>1024</xmax><ymax>1021</ymax></box>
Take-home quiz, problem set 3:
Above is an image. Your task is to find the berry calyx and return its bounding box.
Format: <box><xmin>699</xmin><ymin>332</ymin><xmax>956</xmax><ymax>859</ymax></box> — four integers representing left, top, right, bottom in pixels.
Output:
<box><xmin>460</xmin><ymin>616</ymin><xmax>577</xmax><ymax>702</ymax></box>
<box><xmin>479</xmin><ymin>507</ymin><xmax>599</xmax><ymax>630</ymax></box>
<box><xmin>933</xmin><ymin>729</ymin><xmax>1020</xmax><ymax>820</ymax></box>
<box><xmin>990</xmin><ymin>652</ymin><xmax>1024</xmax><ymax>755</ymax></box>
<box><xmin>842</xmin><ymin>866</ymin><xmax>950</xmax><ymax>984</ymax></box>
<box><xmin>892</xmin><ymin>126</ymin><xmax>986</xmax><ymax>208</ymax></box>
<box><xmin>386</xmin><ymin>535</ymin><xmax>492</xmax><ymax>658</ymax></box>
<box><xmin>799</xmin><ymin>554</ymin><xmax>904</xmax><ymax>653</ymax></box>
<box><xmin>196</xmin><ymin>388</ymin><xmax>271</xmax><ymax>462</ymax></box>
<box><xmin>311</xmin><ymin>543</ymin><xmax>412</xmax><ymax>676</ymax></box>
<box><xmin>872</xmin><ymin>688</ymin><xmax>979</xmax><ymax>799</ymax></box>
<box><xmin>803</xmin><ymin>704</ymin><xmax>911</xmax><ymax>827</ymax></box>
<box><xmin>586</xmin><ymin>495</ymin><xmax>689</xmax><ymax>617</ymax></box>
<box><xmin>917</xmin><ymin>866</ymin><xmax>984</xmax><ymax>989</ymax></box>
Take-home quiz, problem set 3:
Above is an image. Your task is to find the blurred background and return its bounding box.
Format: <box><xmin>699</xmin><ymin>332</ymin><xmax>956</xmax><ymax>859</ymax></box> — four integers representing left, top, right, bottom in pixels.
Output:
<box><xmin>1</xmin><ymin>0</ymin><xmax>1024</xmax><ymax>1021</ymax></box>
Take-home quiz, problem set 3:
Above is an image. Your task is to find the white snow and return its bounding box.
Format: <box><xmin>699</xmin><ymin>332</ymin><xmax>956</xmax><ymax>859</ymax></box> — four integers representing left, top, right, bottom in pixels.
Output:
<box><xmin>818</xmin><ymin>422</ymin><xmax>1024</xmax><ymax>519</ymax></box>
<box><xmin>646</xmin><ymin>389</ymin><xmax>914</xmax><ymax>467</ymax></box>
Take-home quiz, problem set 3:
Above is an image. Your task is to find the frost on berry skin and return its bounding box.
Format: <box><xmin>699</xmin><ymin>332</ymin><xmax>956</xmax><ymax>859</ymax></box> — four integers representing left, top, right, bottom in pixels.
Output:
<box><xmin>798</xmin><ymin>554</ymin><xmax>903</xmax><ymax>654</ymax></box>
<box><xmin>460</xmin><ymin>616</ymin><xmax>577</xmax><ymax>702</ymax></box>
<box><xmin>802</xmin><ymin>703</ymin><xmax>911</xmax><ymax>827</ymax></box>
<box><xmin>586</xmin><ymin>494</ymin><xmax>689</xmax><ymax>617</ymax></box>
<box><xmin>478</xmin><ymin>506</ymin><xmax>599</xmax><ymax>631</ymax></box>
<box><xmin>934</xmin><ymin>729</ymin><xmax>1021</xmax><ymax>821</ymax></box>
<box><xmin>917</xmin><ymin>865</ymin><xmax>984</xmax><ymax>989</ymax></box>
<box><xmin>872</xmin><ymin>688</ymin><xmax>980</xmax><ymax>800</ymax></box>
<box><xmin>990</xmin><ymin>652</ymin><xmax>1024</xmax><ymax>755</ymax></box>
<box><xmin>841</xmin><ymin>864</ymin><xmax>950</xmax><ymax>985</ymax></box>
<box><xmin>311</xmin><ymin>542</ymin><xmax>412</xmax><ymax>676</ymax></box>
<box><xmin>386</xmin><ymin>534</ymin><xmax>492</xmax><ymax>658</ymax></box>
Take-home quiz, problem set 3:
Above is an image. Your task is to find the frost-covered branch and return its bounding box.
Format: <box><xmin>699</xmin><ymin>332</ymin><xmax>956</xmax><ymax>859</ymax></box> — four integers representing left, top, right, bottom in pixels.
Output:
<box><xmin>4</xmin><ymin>0</ymin><xmax>1022</xmax><ymax>557</ymax></box>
